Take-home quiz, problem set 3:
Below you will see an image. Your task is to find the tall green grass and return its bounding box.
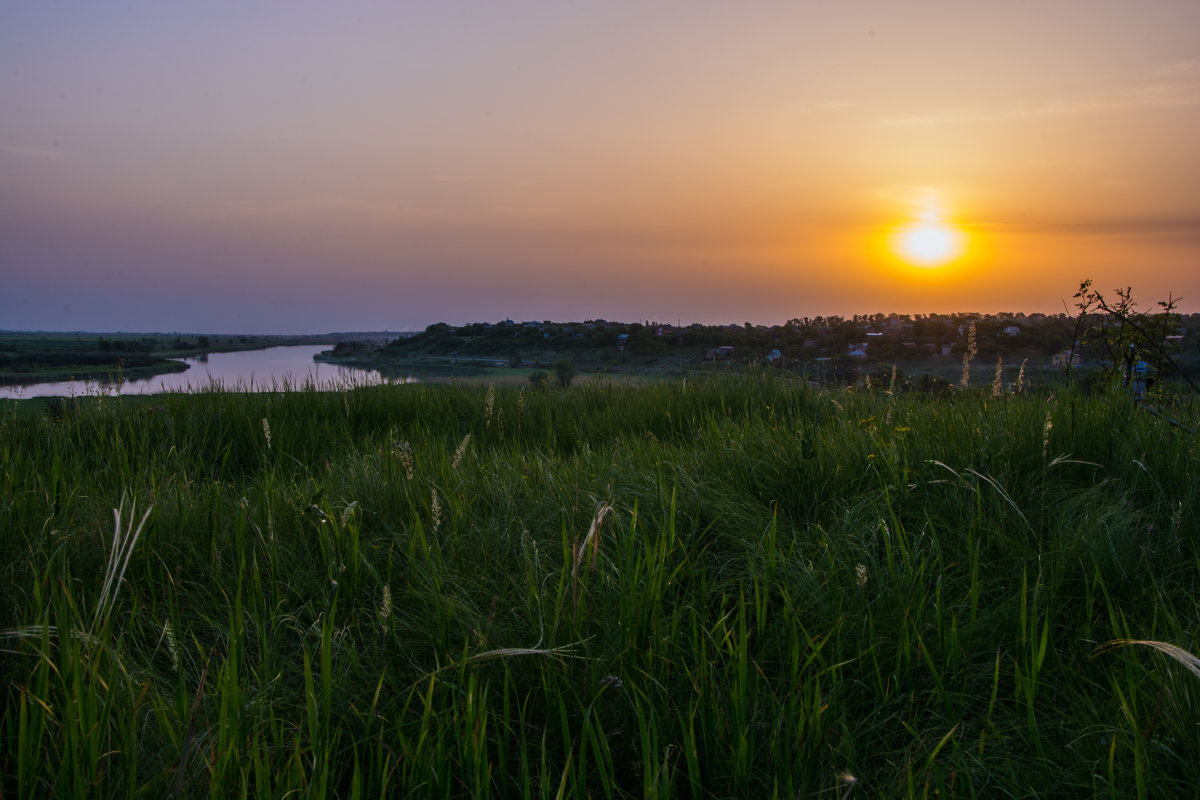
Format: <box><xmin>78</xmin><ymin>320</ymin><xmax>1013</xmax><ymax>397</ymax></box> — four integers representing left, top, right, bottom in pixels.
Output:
<box><xmin>2</xmin><ymin>376</ymin><xmax>1198</xmax><ymax>797</ymax></box>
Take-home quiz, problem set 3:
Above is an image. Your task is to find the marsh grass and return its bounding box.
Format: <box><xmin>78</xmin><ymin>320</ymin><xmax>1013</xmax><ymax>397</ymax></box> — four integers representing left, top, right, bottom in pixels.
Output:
<box><xmin>2</xmin><ymin>375</ymin><xmax>1198</xmax><ymax>797</ymax></box>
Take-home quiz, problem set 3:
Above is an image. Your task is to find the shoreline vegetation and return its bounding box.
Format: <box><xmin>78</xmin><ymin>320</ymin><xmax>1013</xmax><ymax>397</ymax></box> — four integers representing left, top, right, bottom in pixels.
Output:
<box><xmin>0</xmin><ymin>332</ymin><xmax>385</xmax><ymax>387</ymax></box>
<box><xmin>2</xmin><ymin>370</ymin><xmax>1199</xmax><ymax>797</ymax></box>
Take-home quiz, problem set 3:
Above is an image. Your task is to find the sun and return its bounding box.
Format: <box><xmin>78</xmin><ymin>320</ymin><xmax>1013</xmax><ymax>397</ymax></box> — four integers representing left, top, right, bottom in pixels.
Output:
<box><xmin>887</xmin><ymin>188</ymin><xmax>968</xmax><ymax>269</ymax></box>
<box><xmin>895</xmin><ymin>220</ymin><xmax>964</xmax><ymax>267</ymax></box>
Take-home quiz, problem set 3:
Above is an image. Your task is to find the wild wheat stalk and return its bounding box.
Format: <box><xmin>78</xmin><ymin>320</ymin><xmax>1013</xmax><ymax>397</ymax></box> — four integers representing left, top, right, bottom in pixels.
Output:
<box><xmin>1095</xmin><ymin>639</ymin><xmax>1200</xmax><ymax>680</ymax></box>
<box><xmin>573</xmin><ymin>503</ymin><xmax>615</xmax><ymax>576</ymax></box>
<box><xmin>991</xmin><ymin>357</ymin><xmax>1004</xmax><ymax>398</ymax></box>
<box><xmin>94</xmin><ymin>494</ymin><xmax>154</xmax><ymax>634</ymax></box>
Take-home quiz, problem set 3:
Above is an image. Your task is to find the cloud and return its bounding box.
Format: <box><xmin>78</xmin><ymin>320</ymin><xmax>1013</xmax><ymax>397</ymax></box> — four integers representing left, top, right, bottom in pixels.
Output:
<box><xmin>877</xmin><ymin>62</ymin><xmax>1200</xmax><ymax>128</ymax></box>
<box><xmin>988</xmin><ymin>216</ymin><xmax>1200</xmax><ymax>240</ymax></box>
<box><xmin>1044</xmin><ymin>218</ymin><xmax>1200</xmax><ymax>238</ymax></box>
<box><xmin>804</xmin><ymin>101</ymin><xmax>856</xmax><ymax>112</ymax></box>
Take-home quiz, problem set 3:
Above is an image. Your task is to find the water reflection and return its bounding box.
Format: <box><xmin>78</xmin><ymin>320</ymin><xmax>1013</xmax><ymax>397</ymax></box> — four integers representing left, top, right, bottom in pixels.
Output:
<box><xmin>0</xmin><ymin>345</ymin><xmax>409</xmax><ymax>399</ymax></box>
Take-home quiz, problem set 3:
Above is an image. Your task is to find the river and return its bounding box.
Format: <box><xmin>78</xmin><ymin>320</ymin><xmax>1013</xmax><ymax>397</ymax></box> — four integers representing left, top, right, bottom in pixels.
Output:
<box><xmin>0</xmin><ymin>345</ymin><xmax>402</xmax><ymax>399</ymax></box>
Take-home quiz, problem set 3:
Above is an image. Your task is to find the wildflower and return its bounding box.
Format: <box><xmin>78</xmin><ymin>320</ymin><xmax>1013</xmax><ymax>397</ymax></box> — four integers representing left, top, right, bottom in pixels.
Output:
<box><xmin>262</xmin><ymin>417</ymin><xmax>272</xmax><ymax>449</ymax></box>
<box><xmin>600</xmin><ymin>674</ymin><xmax>624</xmax><ymax>689</ymax></box>
<box><xmin>991</xmin><ymin>357</ymin><xmax>1004</xmax><ymax>398</ymax></box>
<box><xmin>452</xmin><ymin>433</ymin><xmax>471</xmax><ymax>471</ymax></box>
<box><xmin>855</xmin><ymin>563</ymin><xmax>868</xmax><ymax>587</ymax></box>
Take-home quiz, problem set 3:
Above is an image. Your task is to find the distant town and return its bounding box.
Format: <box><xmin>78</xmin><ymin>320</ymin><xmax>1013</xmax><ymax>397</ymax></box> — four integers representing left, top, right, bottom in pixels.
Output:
<box><xmin>322</xmin><ymin>310</ymin><xmax>1199</xmax><ymax>387</ymax></box>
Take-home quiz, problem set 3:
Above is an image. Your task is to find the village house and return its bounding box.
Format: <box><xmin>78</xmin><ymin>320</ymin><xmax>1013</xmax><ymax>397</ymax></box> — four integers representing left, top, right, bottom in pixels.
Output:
<box><xmin>1052</xmin><ymin>350</ymin><xmax>1082</xmax><ymax>368</ymax></box>
<box><xmin>705</xmin><ymin>346</ymin><xmax>734</xmax><ymax>361</ymax></box>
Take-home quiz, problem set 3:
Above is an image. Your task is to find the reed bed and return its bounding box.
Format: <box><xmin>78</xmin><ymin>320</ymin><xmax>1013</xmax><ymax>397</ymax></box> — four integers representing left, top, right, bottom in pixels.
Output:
<box><xmin>2</xmin><ymin>375</ymin><xmax>1198</xmax><ymax>798</ymax></box>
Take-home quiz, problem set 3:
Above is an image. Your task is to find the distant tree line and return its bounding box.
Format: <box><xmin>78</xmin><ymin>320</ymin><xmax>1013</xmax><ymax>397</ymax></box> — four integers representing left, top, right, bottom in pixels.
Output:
<box><xmin>383</xmin><ymin>310</ymin><xmax>1199</xmax><ymax>368</ymax></box>
<box><xmin>0</xmin><ymin>351</ymin><xmax>165</xmax><ymax>373</ymax></box>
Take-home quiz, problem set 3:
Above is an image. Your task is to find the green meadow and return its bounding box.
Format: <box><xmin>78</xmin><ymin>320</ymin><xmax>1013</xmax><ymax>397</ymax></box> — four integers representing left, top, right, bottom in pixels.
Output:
<box><xmin>2</xmin><ymin>375</ymin><xmax>1198</xmax><ymax>798</ymax></box>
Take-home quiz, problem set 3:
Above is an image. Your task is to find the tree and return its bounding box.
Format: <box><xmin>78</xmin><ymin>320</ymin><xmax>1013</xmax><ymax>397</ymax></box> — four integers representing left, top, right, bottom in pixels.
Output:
<box><xmin>1069</xmin><ymin>280</ymin><xmax>1197</xmax><ymax>395</ymax></box>
<box><xmin>553</xmin><ymin>358</ymin><xmax>576</xmax><ymax>388</ymax></box>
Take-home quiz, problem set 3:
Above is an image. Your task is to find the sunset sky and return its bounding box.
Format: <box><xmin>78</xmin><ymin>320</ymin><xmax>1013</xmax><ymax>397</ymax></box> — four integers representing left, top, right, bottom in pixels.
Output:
<box><xmin>3</xmin><ymin>2</ymin><xmax>1199</xmax><ymax>333</ymax></box>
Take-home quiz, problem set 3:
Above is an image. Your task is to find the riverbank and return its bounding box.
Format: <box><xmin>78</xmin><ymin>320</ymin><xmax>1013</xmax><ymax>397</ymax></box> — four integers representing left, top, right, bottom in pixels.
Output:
<box><xmin>0</xmin><ymin>331</ymin><xmax>352</xmax><ymax>387</ymax></box>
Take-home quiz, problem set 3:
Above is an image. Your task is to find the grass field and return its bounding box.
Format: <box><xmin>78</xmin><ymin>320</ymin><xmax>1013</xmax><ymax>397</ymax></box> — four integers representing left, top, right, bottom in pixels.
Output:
<box><xmin>2</xmin><ymin>375</ymin><xmax>1198</xmax><ymax>798</ymax></box>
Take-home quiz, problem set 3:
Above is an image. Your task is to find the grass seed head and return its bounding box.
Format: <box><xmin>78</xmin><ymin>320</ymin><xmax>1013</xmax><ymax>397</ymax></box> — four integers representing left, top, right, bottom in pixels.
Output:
<box><xmin>162</xmin><ymin>619</ymin><xmax>180</xmax><ymax>672</ymax></box>
<box><xmin>484</xmin><ymin>382</ymin><xmax>495</xmax><ymax>427</ymax></box>
<box><xmin>452</xmin><ymin>433</ymin><xmax>471</xmax><ymax>471</ymax></box>
<box><xmin>394</xmin><ymin>439</ymin><xmax>414</xmax><ymax>480</ymax></box>
<box><xmin>379</xmin><ymin>584</ymin><xmax>392</xmax><ymax>631</ymax></box>
<box><xmin>1042</xmin><ymin>409</ymin><xmax>1053</xmax><ymax>458</ymax></box>
<box><xmin>960</xmin><ymin>322</ymin><xmax>978</xmax><ymax>390</ymax></box>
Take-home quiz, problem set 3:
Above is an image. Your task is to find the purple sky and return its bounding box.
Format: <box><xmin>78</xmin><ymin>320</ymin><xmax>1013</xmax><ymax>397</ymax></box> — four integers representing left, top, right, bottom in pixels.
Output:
<box><xmin>4</xmin><ymin>2</ymin><xmax>1199</xmax><ymax>333</ymax></box>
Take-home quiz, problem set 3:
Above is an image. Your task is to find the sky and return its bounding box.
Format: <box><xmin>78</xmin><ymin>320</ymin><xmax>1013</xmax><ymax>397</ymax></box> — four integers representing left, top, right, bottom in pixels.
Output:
<box><xmin>3</xmin><ymin>2</ymin><xmax>1199</xmax><ymax>334</ymax></box>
